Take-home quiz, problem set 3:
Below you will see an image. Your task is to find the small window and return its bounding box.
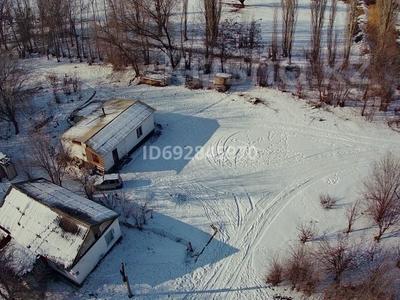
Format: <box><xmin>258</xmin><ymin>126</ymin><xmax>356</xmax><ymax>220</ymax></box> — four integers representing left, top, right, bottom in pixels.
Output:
<box><xmin>104</xmin><ymin>229</ymin><xmax>115</xmax><ymax>246</ymax></box>
<box><xmin>136</xmin><ymin>126</ymin><xmax>143</xmax><ymax>139</ymax></box>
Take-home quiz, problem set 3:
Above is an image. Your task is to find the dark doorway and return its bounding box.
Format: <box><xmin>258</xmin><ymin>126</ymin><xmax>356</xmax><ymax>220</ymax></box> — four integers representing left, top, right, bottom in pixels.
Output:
<box><xmin>112</xmin><ymin>149</ymin><xmax>120</xmax><ymax>166</ymax></box>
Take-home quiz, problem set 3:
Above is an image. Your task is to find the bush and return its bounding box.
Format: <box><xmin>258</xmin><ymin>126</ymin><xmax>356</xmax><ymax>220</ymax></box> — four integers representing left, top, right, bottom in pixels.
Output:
<box><xmin>323</xmin><ymin>263</ymin><xmax>395</xmax><ymax>300</ymax></box>
<box><xmin>98</xmin><ymin>192</ymin><xmax>153</xmax><ymax>229</ymax></box>
<box><xmin>266</xmin><ymin>256</ymin><xmax>283</xmax><ymax>286</ymax></box>
<box><xmin>320</xmin><ymin>193</ymin><xmax>337</xmax><ymax>209</ymax></box>
<box><xmin>297</xmin><ymin>222</ymin><xmax>317</xmax><ymax>243</ymax></box>
<box><xmin>283</xmin><ymin>245</ymin><xmax>319</xmax><ymax>296</ymax></box>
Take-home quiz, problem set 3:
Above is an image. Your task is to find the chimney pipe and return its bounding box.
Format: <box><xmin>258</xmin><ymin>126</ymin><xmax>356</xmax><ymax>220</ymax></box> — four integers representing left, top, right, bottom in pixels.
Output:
<box><xmin>102</xmin><ymin>107</ymin><xmax>106</xmax><ymax>116</ymax></box>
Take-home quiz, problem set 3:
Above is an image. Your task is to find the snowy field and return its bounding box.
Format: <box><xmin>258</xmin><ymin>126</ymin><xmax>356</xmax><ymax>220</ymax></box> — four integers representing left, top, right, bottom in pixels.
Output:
<box><xmin>0</xmin><ymin>1</ymin><xmax>399</xmax><ymax>299</ymax></box>
<box><xmin>2</xmin><ymin>57</ymin><xmax>396</xmax><ymax>299</ymax></box>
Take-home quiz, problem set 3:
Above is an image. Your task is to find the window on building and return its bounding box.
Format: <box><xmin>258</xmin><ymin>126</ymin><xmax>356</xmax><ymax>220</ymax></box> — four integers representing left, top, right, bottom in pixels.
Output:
<box><xmin>104</xmin><ymin>228</ymin><xmax>115</xmax><ymax>246</ymax></box>
<box><xmin>136</xmin><ymin>126</ymin><xmax>143</xmax><ymax>139</ymax></box>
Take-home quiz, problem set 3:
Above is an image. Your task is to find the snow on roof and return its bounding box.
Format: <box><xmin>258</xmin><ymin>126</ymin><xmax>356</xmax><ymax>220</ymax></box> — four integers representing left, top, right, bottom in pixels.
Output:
<box><xmin>13</xmin><ymin>179</ymin><xmax>119</xmax><ymax>225</ymax></box>
<box><xmin>215</xmin><ymin>73</ymin><xmax>232</xmax><ymax>78</ymax></box>
<box><xmin>94</xmin><ymin>174</ymin><xmax>120</xmax><ymax>185</ymax></box>
<box><xmin>88</xmin><ymin>101</ymin><xmax>155</xmax><ymax>156</ymax></box>
<box><xmin>0</xmin><ymin>179</ymin><xmax>119</xmax><ymax>268</ymax></box>
<box><xmin>62</xmin><ymin>99</ymin><xmax>155</xmax><ymax>156</ymax></box>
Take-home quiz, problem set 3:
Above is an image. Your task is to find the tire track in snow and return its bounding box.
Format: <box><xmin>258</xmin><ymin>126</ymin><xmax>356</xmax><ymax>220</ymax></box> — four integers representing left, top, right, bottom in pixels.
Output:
<box><xmin>221</xmin><ymin>156</ymin><xmax>379</xmax><ymax>296</ymax></box>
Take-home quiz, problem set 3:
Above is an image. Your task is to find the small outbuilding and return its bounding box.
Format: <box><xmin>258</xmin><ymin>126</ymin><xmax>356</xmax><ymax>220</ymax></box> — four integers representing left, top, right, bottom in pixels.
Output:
<box><xmin>62</xmin><ymin>99</ymin><xmax>155</xmax><ymax>173</ymax></box>
<box><xmin>213</xmin><ymin>73</ymin><xmax>232</xmax><ymax>92</ymax></box>
<box><xmin>0</xmin><ymin>178</ymin><xmax>121</xmax><ymax>285</ymax></box>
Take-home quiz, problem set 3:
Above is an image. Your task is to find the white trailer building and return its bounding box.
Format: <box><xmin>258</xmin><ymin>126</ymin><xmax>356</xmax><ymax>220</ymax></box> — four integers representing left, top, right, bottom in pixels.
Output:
<box><xmin>62</xmin><ymin>99</ymin><xmax>155</xmax><ymax>173</ymax></box>
<box><xmin>0</xmin><ymin>178</ymin><xmax>121</xmax><ymax>285</ymax></box>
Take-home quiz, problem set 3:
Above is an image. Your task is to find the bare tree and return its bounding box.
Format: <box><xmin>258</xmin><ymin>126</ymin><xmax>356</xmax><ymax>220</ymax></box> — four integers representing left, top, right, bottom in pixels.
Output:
<box><xmin>0</xmin><ymin>247</ymin><xmax>47</xmax><ymax>299</ymax></box>
<box><xmin>309</xmin><ymin>0</ymin><xmax>327</xmax><ymax>101</ymax></box>
<box><xmin>203</xmin><ymin>0</ymin><xmax>222</xmax><ymax>73</ymax></box>
<box><xmin>217</xmin><ymin>18</ymin><xmax>238</xmax><ymax>73</ymax></box>
<box><xmin>0</xmin><ymin>52</ymin><xmax>30</xmax><ymax>134</ymax></box>
<box><xmin>103</xmin><ymin>0</ymin><xmax>181</xmax><ymax>69</ymax></box>
<box><xmin>182</xmin><ymin>0</ymin><xmax>188</xmax><ymax>41</ymax></box>
<box><xmin>316</xmin><ymin>235</ymin><xmax>357</xmax><ymax>283</ymax></box>
<box><xmin>365</xmin><ymin>0</ymin><xmax>400</xmax><ymax>111</ymax></box>
<box><xmin>281</xmin><ymin>0</ymin><xmax>298</xmax><ymax>64</ymax></box>
<box><xmin>0</xmin><ymin>0</ymin><xmax>11</xmax><ymax>51</ymax></box>
<box><xmin>239</xmin><ymin>19</ymin><xmax>262</xmax><ymax>76</ymax></box>
<box><xmin>29</xmin><ymin>134</ymin><xmax>72</xmax><ymax>186</ymax></box>
<box><xmin>98</xmin><ymin>0</ymin><xmax>141</xmax><ymax>73</ymax></box>
<box><xmin>342</xmin><ymin>0</ymin><xmax>357</xmax><ymax>69</ymax></box>
<box><xmin>270</xmin><ymin>8</ymin><xmax>281</xmax><ymax>84</ymax></box>
<box><xmin>99</xmin><ymin>192</ymin><xmax>153</xmax><ymax>229</ymax></box>
<box><xmin>326</xmin><ymin>0</ymin><xmax>337</xmax><ymax>68</ymax></box>
<box><xmin>345</xmin><ymin>200</ymin><xmax>360</xmax><ymax>234</ymax></box>
<box><xmin>310</xmin><ymin>0</ymin><xmax>327</xmax><ymax>64</ymax></box>
<box><xmin>69</xmin><ymin>165</ymin><xmax>96</xmax><ymax>199</ymax></box>
<box><xmin>11</xmin><ymin>0</ymin><xmax>35</xmax><ymax>57</ymax></box>
<box><xmin>362</xmin><ymin>153</ymin><xmax>400</xmax><ymax>242</ymax></box>
<box><xmin>270</xmin><ymin>8</ymin><xmax>279</xmax><ymax>62</ymax></box>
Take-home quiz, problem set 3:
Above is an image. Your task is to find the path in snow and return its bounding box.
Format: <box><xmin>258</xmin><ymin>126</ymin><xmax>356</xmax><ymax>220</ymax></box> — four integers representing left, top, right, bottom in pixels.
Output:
<box><xmin>112</xmin><ymin>87</ymin><xmax>400</xmax><ymax>299</ymax></box>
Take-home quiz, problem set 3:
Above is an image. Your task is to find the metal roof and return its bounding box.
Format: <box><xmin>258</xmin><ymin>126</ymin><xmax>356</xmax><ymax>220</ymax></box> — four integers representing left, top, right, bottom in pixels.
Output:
<box><xmin>0</xmin><ymin>179</ymin><xmax>119</xmax><ymax>268</ymax></box>
<box><xmin>62</xmin><ymin>99</ymin><xmax>155</xmax><ymax>156</ymax></box>
<box><xmin>12</xmin><ymin>179</ymin><xmax>118</xmax><ymax>225</ymax></box>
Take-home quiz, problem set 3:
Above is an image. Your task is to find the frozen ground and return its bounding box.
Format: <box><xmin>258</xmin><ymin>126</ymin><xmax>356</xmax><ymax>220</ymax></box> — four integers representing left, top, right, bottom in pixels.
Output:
<box><xmin>5</xmin><ymin>58</ymin><xmax>398</xmax><ymax>299</ymax></box>
<box><xmin>0</xmin><ymin>2</ymin><xmax>398</xmax><ymax>298</ymax></box>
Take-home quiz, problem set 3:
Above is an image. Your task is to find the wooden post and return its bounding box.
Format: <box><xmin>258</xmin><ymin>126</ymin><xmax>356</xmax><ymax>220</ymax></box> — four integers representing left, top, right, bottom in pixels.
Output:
<box><xmin>120</xmin><ymin>262</ymin><xmax>133</xmax><ymax>298</ymax></box>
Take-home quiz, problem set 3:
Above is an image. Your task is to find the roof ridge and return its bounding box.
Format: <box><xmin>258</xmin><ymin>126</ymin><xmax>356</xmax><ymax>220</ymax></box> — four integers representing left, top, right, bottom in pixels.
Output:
<box><xmin>85</xmin><ymin>100</ymin><xmax>137</xmax><ymax>144</ymax></box>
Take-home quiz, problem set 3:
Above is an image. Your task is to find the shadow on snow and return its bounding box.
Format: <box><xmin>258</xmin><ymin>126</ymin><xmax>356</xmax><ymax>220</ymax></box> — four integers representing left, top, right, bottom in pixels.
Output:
<box><xmin>125</xmin><ymin>112</ymin><xmax>219</xmax><ymax>174</ymax></box>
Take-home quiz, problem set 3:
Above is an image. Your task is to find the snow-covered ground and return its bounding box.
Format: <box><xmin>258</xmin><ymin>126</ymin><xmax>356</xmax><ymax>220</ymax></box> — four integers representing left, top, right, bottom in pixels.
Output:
<box><xmin>3</xmin><ymin>58</ymin><xmax>397</xmax><ymax>299</ymax></box>
<box><xmin>0</xmin><ymin>1</ymin><xmax>399</xmax><ymax>298</ymax></box>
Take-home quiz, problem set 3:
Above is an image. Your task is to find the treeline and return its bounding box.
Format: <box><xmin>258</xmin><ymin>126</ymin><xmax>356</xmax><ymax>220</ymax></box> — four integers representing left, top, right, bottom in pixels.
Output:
<box><xmin>0</xmin><ymin>0</ymin><xmax>399</xmax><ymax>116</ymax></box>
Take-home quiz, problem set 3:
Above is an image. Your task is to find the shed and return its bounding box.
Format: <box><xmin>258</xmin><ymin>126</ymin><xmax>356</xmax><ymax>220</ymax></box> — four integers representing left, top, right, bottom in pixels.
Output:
<box><xmin>0</xmin><ymin>178</ymin><xmax>121</xmax><ymax>285</ymax></box>
<box><xmin>62</xmin><ymin>99</ymin><xmax>155</xmax><ymax>173</ymax></box>
<box><xmin>213</xmin><ymin>73</ymin><xmax>232</xmax><ymax>92</ymax></box>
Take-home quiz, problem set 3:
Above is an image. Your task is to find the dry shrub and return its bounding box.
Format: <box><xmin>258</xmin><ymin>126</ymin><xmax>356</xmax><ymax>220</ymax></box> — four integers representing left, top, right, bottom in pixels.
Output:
<box><xmin>297</xmin><ymin>222</ymin><xmax>317</xmax><ymax>243</ymax></box>
<box><xmin>99</xmin><ymin>192</ymin><xmax>153</xmax><ymax>229</ymax></box>
<box><xmin>283</xmin><ymin>244</ymin><xmax>319</xmax><ymax>296</ymax></box>
<box><xmin>324</xmin><ymin>263</ymin><xmax>395</xmax><ymax>300</ymax></box>
<box><xmin>266</xmin><ymin>255</ymin><xmax>283</xmax><ymax>286</ymax></box>
<box><xmin>320</xmin><ymin>193</ymin><xmax>337</xmax><ymax>209</ymax></box>
<box><xmin>316</xmin><ymin>236</ymin><xmax>357</xmax><ymax>284</ymax></box>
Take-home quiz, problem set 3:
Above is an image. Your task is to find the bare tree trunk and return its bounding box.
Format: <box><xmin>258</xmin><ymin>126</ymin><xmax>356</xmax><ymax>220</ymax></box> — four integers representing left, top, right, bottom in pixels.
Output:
<box><xmin>342</xmin><ymin>0</ymin><xmax>357</xmax><ymax>69</ymax></box>
<box><xmin>183</xmin><ymin>0</ymin><xmax>188</xmax><ymax>41</ymax></box>
<box><xmin>327</xmin><ymin>0</ymin><xmax>337</xmax><ymax>67</ymax></box>
<box><xmin>281</xmin><ymin>0</ymin><xmax>298</xmax><ymax>64</ymax></box>
<box><xmin>203</xmin><ymin>0</ymin><xmax>222</xmax><ymax>74</ymax></box>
